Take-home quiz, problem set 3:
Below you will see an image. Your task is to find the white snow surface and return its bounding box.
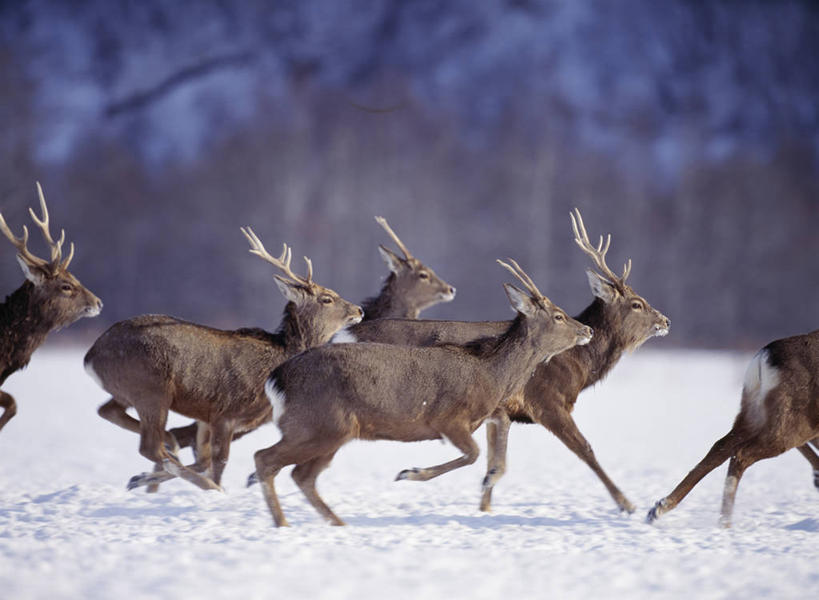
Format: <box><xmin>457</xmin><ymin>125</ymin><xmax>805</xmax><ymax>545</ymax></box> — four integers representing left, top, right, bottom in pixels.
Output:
<box><xmin>0</xmin><ymin>348</ymin><xmax>816</xmax><ymax>599</ymax></box>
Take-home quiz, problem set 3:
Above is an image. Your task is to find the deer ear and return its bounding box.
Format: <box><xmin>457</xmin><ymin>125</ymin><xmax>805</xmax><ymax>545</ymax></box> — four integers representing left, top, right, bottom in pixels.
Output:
<box><xmin>586</xmin><ymin>269</ymin><xmax>619</xmax><ymax>303</ymax></box>
<box><xmin>504</xmin><ymin>283</ymin><xmax>536</xmax><ymax>317</ymax></box>
<box><xmin>378</xmin><ymin>245</ymin><xmax>406</xmax><ymax>274</ymax></box>
<box><xmin>17</xmin><ymin>256</ymin><xmax>47</xmax><ymax>285</ymax></box>
<box><xmin>274</xmin><ymin>276</ymin><xmax>308</xmax><ymax>304</ymax></box>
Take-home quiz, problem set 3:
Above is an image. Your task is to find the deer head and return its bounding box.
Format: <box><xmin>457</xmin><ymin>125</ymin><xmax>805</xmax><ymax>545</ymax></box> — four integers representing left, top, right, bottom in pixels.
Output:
<box><xmin>241</xmin><ymin>227</ymin><xmax>363</xmax><ymax>346</ymax></box>
<box><xmin>374</xmin><ymin>216</ymin><xmax>456</xmax><ymax>314</ymax></box>
<box><xmin>0</xmin><ymin>183</ymin><xmax>102</xmax><ymax>328</ymax></box>
<box><xmin>570</xmin><ymin>208</ymin><xmax>669</xmax><ymax>350</ymax></box>
<box><xmin>497</xmin><ymin>258</ymin><xmax>593</xmax><ymax>360</ymax></box>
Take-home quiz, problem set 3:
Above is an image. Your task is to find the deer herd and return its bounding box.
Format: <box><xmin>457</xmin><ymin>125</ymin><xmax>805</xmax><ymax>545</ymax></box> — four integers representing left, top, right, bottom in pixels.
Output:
<box><xmin>1</xmin><ymin>183</ymin><xmax>817</xmax><ymax>529</ymax></box>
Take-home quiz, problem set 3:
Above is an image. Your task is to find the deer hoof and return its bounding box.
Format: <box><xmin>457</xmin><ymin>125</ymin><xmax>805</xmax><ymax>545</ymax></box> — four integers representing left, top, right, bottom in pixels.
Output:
<box><xmin>619</xmin><ymin>499</ymin><xmax>636</xmax><ymax>515</ymax></box>
<box><xmin>126</xmin><ymin>473</ymin><xmax>150</xmax><ymax>491</ymax></box>
<box><xmin>646</xmin><ymin>498</ymin><xmax>668</xmax><ymax>523</ymax></box>
<box><xmin>813</xmin><ymin>470</ymin><xmax>819</xmax><ymax>490</ymax></box>
<box><xmin>247</xmin><ymin>471</ymin><xmax>259</xmax><ymax>487</ymax></box>
<box><xmin>395</xmin><ymin>468</ymin><xmax>420</xmax><ymax>481</ymax></box>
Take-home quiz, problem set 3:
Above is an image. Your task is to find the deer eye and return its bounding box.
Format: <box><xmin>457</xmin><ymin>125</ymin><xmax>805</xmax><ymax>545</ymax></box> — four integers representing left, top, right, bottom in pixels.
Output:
<box><xmin>631</xmin><ymin>301</ymin><xmax>643</xmax><ymax>310</ymax></box>
<box><xmin>60</xmin><ymin>283</ymin><xmax>74</xmax><ymax>293</ymax></box>
<box><xmin>418</xmin><ymin>272</ymin><xmax>429</xmax><ymax>280</ymax></box>
<box><xmin>320</xmin><ymin>296</ymin><xmax>334</xmax><ymax>305</ymax></box>
<box><xmin>554</xmin><ymin>314</ymin><xmax>564</xmax><ymax>322</ymax></box>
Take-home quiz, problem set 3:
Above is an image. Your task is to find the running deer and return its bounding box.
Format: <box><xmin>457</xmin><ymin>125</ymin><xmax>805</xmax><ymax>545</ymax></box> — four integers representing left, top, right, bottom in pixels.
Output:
<box><xmin>253</xmin><ymin>259</ymin><xmax>593</xmax><ymax>526</ymax></box>
<box><xmin>84</xmin><ymin>230</ymin><xmax>363</xmax><ymax>491</ymax></box>
<box><xmin>647</xmin><ymin>330</ymin><xmax>819</xmax><ymax>527</ymax></box>
<box><xmin>0</xmin><ymin>183</ymin><xmax>102</xmax><ymax>435</ymax></box>
<box><xmin>356</xmin><ymin>216</ymin><xmax>456</xmax><ymax>321</ymax></box>
<box><xmin>169</xmin><ymin>216</ymin><xmax>455</xmax><ymax>457</ymax></box>
<box><xmin>327</xmin><ymin>210</ymin><xmax>670</xmax><ymax>513</ymax></box>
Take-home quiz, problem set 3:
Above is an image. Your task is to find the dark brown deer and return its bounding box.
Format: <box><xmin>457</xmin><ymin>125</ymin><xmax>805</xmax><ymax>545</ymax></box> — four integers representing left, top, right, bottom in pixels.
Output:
<box><xmin>165</xmin><ymin>215</ymin><xmax>455</xmax><ymax>481</ymax></box>
<box><xmin>85</xmin><ymin>230</ymin><xmax>363</xmax><ymax>491</ymax></box>
<box><xmin>647</xmin><ymin>330</ymin><xmax>819</xmax><ymax>527</ymax></box>
<box><xmin>330</xmin><ymin>210</ymin><xmax>670</xmax><ymax>513</ymax></box>
<box><xmin>171</xmin><ymin>216</ymin><xmax>454</xmax><ymax>449</ymax></box>
<box><xmin>0</xmin><ymin>183</ymin><xmax>102</xmax><ymax>434</ymax></box>
<box><xmin>331</xmin><ymin>216</ymin><xmax>455</xmax><ymax>343</ymax></box>
<box><xmin>253</xmin><ymin>259</ymin><xmax>593</xmax><ymax>526</ymax></box>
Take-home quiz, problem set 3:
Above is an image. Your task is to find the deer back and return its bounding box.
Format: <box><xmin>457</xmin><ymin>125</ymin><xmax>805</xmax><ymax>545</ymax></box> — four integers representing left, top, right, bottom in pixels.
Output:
<box><xmin>268</xmin><ymin>260</ymin><xmax>592</xmax><ymax>442</ymax></box>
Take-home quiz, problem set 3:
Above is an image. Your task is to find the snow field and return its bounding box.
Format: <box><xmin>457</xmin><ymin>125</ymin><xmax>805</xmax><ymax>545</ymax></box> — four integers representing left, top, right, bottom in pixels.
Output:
<box><xmin>0</xmin><ymin>347</ymin><xmax>816</xmax><ymax>599</ymax></box>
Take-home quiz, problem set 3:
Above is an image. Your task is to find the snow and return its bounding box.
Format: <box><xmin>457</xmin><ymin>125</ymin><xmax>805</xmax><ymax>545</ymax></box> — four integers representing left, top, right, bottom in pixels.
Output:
<box><xmin>0</xmin><ymin>347</ymin><xmax>816</xmax><ymax>599</ymax></box>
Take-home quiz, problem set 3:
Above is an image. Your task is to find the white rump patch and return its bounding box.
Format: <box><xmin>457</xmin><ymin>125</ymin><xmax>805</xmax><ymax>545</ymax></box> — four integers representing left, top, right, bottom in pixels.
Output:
<box><xmin>83</xmin><ymin>359</ymin><xmax>106</xmax><ymax>391</ymax></box>
<box><xmin>742</xmin><ymin>349</ymin><xmax>780</xmax><ymax>429</ymax></box>
<box><xmin>265</xmin><ymin>377</ymin><xmax>287</xmax><ymax>428</ymax></box>
<box><xmin>331</xmin><ymin>327</ymin><xmax>358</xmax><ymax>344</ymax></box>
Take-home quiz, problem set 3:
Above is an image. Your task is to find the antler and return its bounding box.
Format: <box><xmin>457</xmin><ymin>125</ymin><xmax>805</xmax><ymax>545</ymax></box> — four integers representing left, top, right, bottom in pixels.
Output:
<box><xmin>569</xmin><ymin>208</ymin><xmax>631</xmax><ymax>284</ymax></box>
<box><xmin>375</xmin><ymin>216</ymin><xmax>413</xmax><ymax>260</ymax></box>
<box><xmin>0</xmin><ymin>182</ymin><xmax>73</xmax><ymax>271</ymax></box>
<box><xmin>240</xmin><ymin>226</ymin><xmax>314</xmax><ymax>287</ymax></box>
<box><xmin>497</xmin><ymin>258</ymin><xmax>548</xmax><ymax>301</ymax></box>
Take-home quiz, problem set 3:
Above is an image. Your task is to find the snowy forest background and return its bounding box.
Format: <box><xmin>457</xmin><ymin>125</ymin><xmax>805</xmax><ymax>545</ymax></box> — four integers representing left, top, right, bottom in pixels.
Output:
<box><xmin>0</xmin><ymin>0</ymin><xmax>817</xmax><ymax>348</ymax></box>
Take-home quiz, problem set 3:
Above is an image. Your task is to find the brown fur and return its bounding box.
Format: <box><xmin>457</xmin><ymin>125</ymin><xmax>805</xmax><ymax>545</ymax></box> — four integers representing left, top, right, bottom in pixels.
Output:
<box><xmin>254</xmin><ymin>280</ymin><xmax>593</xmax><ymax>526</ymax></box>
<box><xmin>0</xmin><ymin>191</ymin><xmax>102</xmax><ymax>434</ymax></box>
<box><xmin>648</xmin><ymin>330</ymin><xmax>819</xmax><ymax>527</ymax></box>
<box><xmin>339</xmin><ymin>281</ymin><xmax>669</xmax><ymax>513</ymax></box>
<box><xmin>85</xmin><ymin>276</ymin><xmax>362</xmax><ymax>492</ymax></box>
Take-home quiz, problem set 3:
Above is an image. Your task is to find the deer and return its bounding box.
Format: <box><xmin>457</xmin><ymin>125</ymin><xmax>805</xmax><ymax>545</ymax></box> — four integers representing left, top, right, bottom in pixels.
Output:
<box><xmin>647</xmin><ymin>330</ymin><xmax>819</xmax><ymax>527</ymax></box>
<box><xmin>84</xmin><ymin>229</ymin><xmax>363</xmax><ymax>491</ymax></box>
<box><xmin>253</xmin><ymin>258</ymin><xmax>593</xmax><ymax>526</ymax></box>
<box><xmin>165</xmin><ymin>215</ymin><xmax>455</xmax><ymax>484</ymax></box>
<box><xmin>0</xmin><ymin>183</ymin><xmax>102</xmax><ymax>435</ymax></box>
<box><xmin>318</xmin><ymin>209</ymin><xmax>670</xmax><ymax>514</ymax></box>
<box><xmin>354</xmin><ymin>216</ymin><xmax>456</xmax><ymax>321</ymax></box>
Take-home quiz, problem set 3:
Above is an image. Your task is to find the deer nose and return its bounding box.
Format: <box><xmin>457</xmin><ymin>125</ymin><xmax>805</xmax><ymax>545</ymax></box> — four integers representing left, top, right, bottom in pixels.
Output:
<box><xmin>448</xmin><ymin>286</ymin><xmax>456</xmax><ymax>297</ymax></box>
<box><xmin>581</xmin><ymin>325</ymin><xmax>593</xmax><ymax>339</ymax></box>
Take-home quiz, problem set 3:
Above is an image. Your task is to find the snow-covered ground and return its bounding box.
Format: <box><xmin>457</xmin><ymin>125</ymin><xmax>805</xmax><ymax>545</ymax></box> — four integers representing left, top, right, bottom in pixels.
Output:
<box><xmin>0</xmin><ymin>347</ymin><xmax>816</xmax><ymax>599</ymax></box>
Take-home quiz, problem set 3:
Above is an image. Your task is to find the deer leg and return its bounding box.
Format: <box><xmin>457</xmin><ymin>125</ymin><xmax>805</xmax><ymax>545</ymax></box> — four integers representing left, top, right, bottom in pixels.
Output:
<box><xmin>207</xmin><ymin>422</ymin><xmax>232</xmax><ymax>486</ymax></box>
<box><xmin>292</xmin><ymin>450</ymin><xmax>345</xmax><ymax>526</ymax></box>
<box><xmin>480</xmin><ymin>408</ymin><xmax>511</xmax><ymax>512</ymax></box>
<box><xmin>254</xmin><ymin>444</ymin><xmax>299</xmax><ymax>528</ymax></box>
<box><xmin>395</xmin><ymin>426</ymin><xmax>480</xmax><ymax>482</ymax></box>
<box><xmin>129</xmin><ymin>408</ymin><xmax>221</xmax><ymax>492</ymax></box>
<box><xmin>168</xmin><ymin>421</ymin><xmax>199</xmax><ymax>454</ymax></box>
<box><xmin>796</xmin><ymin>444</ymin><xmax>819</xmax><ymax>491</ymax></box>
<box><xmin>647</xmin><ymin>429</ymin><xmax>744</xmax><ymax>523</ymax></box>
<box><xmin>146</xmin><ymin>421</ymin><xmax>210</xmax><ymax>494</ymax></box>
<box><xmin>0</xmin><ymin>391</ymin><xmax>17</xmax><ymax>433</ymax></box>
<box><xmin>540</xmin><ymin>408</ymin><xmax>635</xmax><ymax>513</ymax></box>
<box><xmin>719</xmin><ymin>455</ymin><xmax>751</xmax><ymax>528</ymax></box>
<box><xmin>98</xmin><ymin>398</ymin><xmax>180</xmax><ymax>455</ymax></box>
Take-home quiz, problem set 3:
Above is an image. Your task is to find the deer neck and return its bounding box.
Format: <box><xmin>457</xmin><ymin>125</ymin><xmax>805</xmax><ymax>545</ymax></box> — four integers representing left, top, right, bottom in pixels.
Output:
<box><xmin>360</xmin><ymin>274</ymin><xmax>418</xmax><ymax>321</ymax></box>
<box><xmin>0</xmin><ymin>281</ymin><xmax>55</xmax><ymax>376</ymax></box>
<box><xmin>572</xmin><ymin>298</ymin><xmax>628</xmax><ymax>386</ymax></box>
<box><xmin>479</xmin><ymin>316</ymin><xmax>550</xmax><ymax>399</ymax></box>
<box><xmin>277</xmin><ymin>302</ymin><xmax>327</xmax><ymax>356</ymax></box>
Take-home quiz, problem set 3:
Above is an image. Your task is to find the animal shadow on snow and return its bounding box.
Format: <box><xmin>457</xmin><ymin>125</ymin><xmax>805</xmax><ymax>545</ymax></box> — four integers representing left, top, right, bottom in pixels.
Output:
<box><xmin>346</xmin><ymin>507</ymin><xmax>630</xmax><ymax>529</ymax></box>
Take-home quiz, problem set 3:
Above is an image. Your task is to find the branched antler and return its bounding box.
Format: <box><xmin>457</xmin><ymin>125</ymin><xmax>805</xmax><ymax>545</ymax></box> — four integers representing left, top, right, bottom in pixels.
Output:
<box><xmin>0</xmin><ymin>182</ymin><xmax>73</xmax><ymax>272</ymax></box>
<box><xmin>497</xmin><ymin>258</ymin><xmax>547</xmax><ymax>301</ymax></box>
<box><xmin>570</xmin><ymin>208</ymin><xmax>631</xmax><ymax>284</ymax></box>
<box><xmin>240</xmin><ymin>227</ymin><xmax>314</xmax><ymax>287</ymax></box>
<box><xmin>375</xmin><ymin>216</ymin><xmax>413</xmax><ymax>260</ymax></box>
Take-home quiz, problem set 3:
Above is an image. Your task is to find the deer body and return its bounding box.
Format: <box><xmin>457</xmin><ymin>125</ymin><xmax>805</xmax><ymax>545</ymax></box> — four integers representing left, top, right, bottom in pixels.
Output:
<box><xmin>0</xmin><ymin>184</ymin><xmax>102</xmax><ymax>434</ymax></box>
<box><xmin>328</xmin><ymin>211</ymin><xmax>670</xmax><ymax>513</ymax></box>
<box><xmin>648</xmin><ymin>330</ymin><xmax>819</xmax><ymax>527</ymax></box>
<box><xmin>170</xmin><ymin>217</ymin><xmax>455</xmax><ymax>457</ymax></box>
<box><xmin>254</xmin><ymin>260</ymin><xmax>593</xmax><ymax>526</ymax></box>
<box><xmin>86</xmin><ymin>234</ymin><xmax>363</xmax><ymax>491</ymax></box>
